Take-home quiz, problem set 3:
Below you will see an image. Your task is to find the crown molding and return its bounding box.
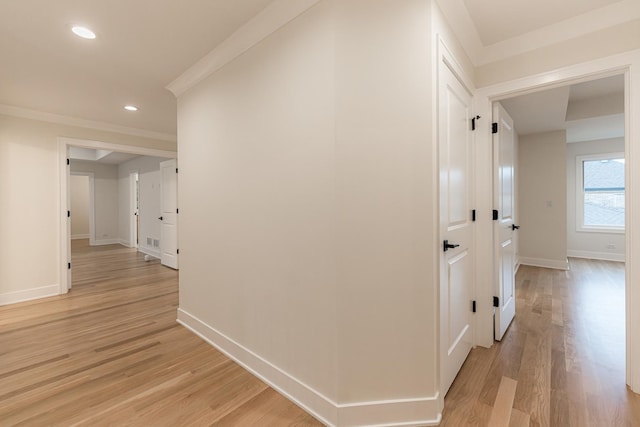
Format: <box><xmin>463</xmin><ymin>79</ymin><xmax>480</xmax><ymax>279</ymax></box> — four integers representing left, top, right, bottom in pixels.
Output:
<box><xmin>0</xmin><ymin>104</ymin><xmax>176</xmax><ymax>142</ymax></box>
<box><xmin>437</xmin><ymin>0</ymin><xmax>640</xmax><ymax>67</ymax></box>
<box><xmin>166</xmin><ymin>0</ymin><xmax>320</xmax><ymax>98</ymax></box>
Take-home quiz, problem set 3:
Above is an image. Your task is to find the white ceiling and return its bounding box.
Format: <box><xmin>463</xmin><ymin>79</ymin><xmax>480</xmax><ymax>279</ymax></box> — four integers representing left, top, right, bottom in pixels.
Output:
<box><xmin>463</xmin><ymin>0</ymin><xmax>621</xmax><ymax>45</ymax></box>
<box><xmin>1</xmin><ymin>1</ymin><xmax>638</xmax><ymax>139</ymax></box>
<box><xmin>0</xmin><ymin>0</ymin><xmax>273</xmax><ymax>137</ymax></box>
<box><xmin>436</xmin><ymin>0</ymin><xmax>640</xmax><ymax>65</ymax></box>
<box><xmin>69</xmin><ymin>147</ymin><xmax>141</xmax><ymax>165</ymax></box>
<box><xmin>500</xmin><ymin>75</ymin><xmax>625</xmax><ymax>143</ymax></box>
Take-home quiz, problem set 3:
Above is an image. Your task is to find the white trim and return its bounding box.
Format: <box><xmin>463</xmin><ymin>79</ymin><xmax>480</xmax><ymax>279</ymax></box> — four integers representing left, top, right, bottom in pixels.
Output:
<box><xmin>138</xmin><ymin>246</ymin><xmax>160</xmax><ymax>259</ymax></box>
<box><xmin>71</xmin><ymin>234</ymin><xmax>90</xmax><ymax>240</ymax></box>
<box><xmin>518</xmin><ymin>257</ymin><xmax>570</xmax><ymax>270</ymax></box>
<box><xmin>435</xmin><ymin>0</ymin><xmax>640</xmax><ymax>66</ymax></box>
<box><xmin>177</xmin><ymin>309</ymin><xmax>442</xmax><ymax>427</ymax></box>
<box><xmin>59</xmin><ymin>137</ymin><xmax>178</xmax><ymax>294</ymax></box>
<box><xmin>567</xmin><ymin>250</ymin><xmax>625</xmax><ymax>262</ymax></box>
<box><xmin>91</xmin><ymin>239</ymin><xmax>121</xmax><ymax>246</ymax></box>
<box><xmin>473</xmin><ymin>49</ymin><xmax>640</xmax><ymax>394</ymax></box>
<box><xmin>166</xmin><ymin>0</ymin><xmax>321</xmax><ymax>97</ymax></box>
<box><xmin>0</xmin><ymin>104</ymin><xmax>176</xmax><ymax>142</ymax></box>
<box><xmin>119</xmin><ymin>239</ymin><xmax>133</xmax><ymax>248</ymax></box>
<box><xmin>0</xmin><ymin>284</ymin><xmax>59</xmax><ymax>306</ymax></box>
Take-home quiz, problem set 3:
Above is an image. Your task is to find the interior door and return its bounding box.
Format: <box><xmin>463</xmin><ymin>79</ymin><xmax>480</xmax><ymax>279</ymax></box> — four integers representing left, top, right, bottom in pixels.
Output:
<box><xmin>160</xmin><ymin>159</ymin><xmax>179</xmax><ymax>270</ymax></box>
<box><xmin>439</xmin><ymin>60</ymin><xmax>474</xmax><ymax>396</ymax></box>
<box><xmin>493</xmin><ymin>102</ymin><xmax>517</xmax><ymax>340</ymax></box>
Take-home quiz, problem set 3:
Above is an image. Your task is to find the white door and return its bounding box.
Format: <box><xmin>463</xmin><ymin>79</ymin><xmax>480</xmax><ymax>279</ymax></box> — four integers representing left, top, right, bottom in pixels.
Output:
<box><xmin>160</xmin><ymin>159</ymin><xmax>179</xmax><ymax>270</ymax></box>
<box><xmin>439</xmin><ymin>60</ymin><xmax>474</xmax><ymax>396</ymax></box>
<box><xmin>493</xmin><ymin>103</ymin><xmax>517</xmax><ymax>340</ymax></box>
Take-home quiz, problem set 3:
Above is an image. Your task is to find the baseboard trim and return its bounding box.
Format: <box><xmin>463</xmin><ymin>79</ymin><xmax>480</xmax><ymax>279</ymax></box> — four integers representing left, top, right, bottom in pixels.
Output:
<box><xmin>91</xmin><ymin>238</ymin><xmax>121</xmax><ymax>246</ymax></box>
<box><xmin>519</xmin><ymin>257</ymin><xmax>569</xmax><ymax>270</ymax></box>
<box><xmin>138</xmin><ymin>247</ymin><xmax>160</xmax><ymax>258</ymax></box>
<box><xmin>71</xmin><ymin>234</ymin><xmax>90</xmax><ymax>240</ymax></box>
<box><xmin>0</xmin><ymin>284</ymin><xmax>59</xmax><ymax>306</ymax></box>
<box><xmin>177</xmin><ymin>309</ymin><xmax>441</xmax><ymax>426</ymax></box>
<box><xmin>119</xmin><ymin>239</ymin><xmax>134</xmax><ymax>248</ymax></box>
<box><xmin>567</xmin><ymin>250</ymin><xmax>625</xmax><ymax>262</ymax></box>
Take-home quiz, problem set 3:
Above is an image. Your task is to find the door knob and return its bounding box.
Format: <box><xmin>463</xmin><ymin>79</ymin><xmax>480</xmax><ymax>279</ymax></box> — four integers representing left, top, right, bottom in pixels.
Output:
<box><xmin>512</xmin><ymin>224</ymin><xmax>520</xmax><ymax>231</ymax></box>
<box><xmin>443</xmin><ymin>240</ymin><xmax>460</xmax><ymax>252</ymax></box>
<box><xmin>158</xmin><ymin>216</ymin><xmax>163</xmax><ymax>221</ymax></box>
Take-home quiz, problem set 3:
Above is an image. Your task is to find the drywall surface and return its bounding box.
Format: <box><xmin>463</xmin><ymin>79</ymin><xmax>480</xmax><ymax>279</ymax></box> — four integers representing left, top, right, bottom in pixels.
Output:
<box><xmin>70</xmin><ymin>160</ymin><xmax>119</xmax><ymax>244</ymax></box>
<box><xmin>70</xmin><ymin>174</ymin><xmax>90</xmax><ymax>238</ymax></box>
<box><xmin>567</xmin><ymin>137</ymin><xmax>625</xmax><ymax>261</ymax></box>
<box><xmin>177</xmin><ymin>0</ymin><xmax>437</xmax><ymax>424</ymax></box>
<box><xmin>518</xmin><ymin>131</ymin><xmax>568</xmax><ymax>268</ymax></box>
<box><xmin>0</xmin><ymin>113</ymin><xmax>174</xmax><ymax>302</ymax></box>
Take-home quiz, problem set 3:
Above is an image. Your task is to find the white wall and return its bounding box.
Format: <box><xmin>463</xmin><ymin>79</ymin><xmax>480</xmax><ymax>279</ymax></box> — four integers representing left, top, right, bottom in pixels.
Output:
<box><xmin>0</xmin><ymin>114</ymin><xmax>174</xmax><ymax>305</ymax></box>
<box><xmin>70</xmin><ymin>174</ymin><xmax>90</xmax><ymax>239</ymax></box>
<box><xmin>177</xmin><ymin>0</ymin><xmax>439</xmax><ymax>425</ymax></box>
<box><xmin>518</xmin><ymin>130</ymin><xmax>568</xmax><ymax>269</ymax></box>
<box><xmin>70</xmin><ymin>160</ymin><xmax>119</xmax><ymax>245</ymax></box>
<box><xmin>567</xmin><ymin>137</ymin><xmax>625</xmax><ymax>261</ymax></box>
<box><xmin>118</xmin><ymin>156</ymin><xmax>167</xmax><ymax>256</ymax></box>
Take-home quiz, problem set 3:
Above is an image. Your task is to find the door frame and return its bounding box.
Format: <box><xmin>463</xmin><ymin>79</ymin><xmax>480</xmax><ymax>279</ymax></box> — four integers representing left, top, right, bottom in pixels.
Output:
<box><xmin>58</xmin><ymin>137</ymin><xmax>177</xmax><ymax>294</ymax></box>
<box><xmin>129</xmin><ymin>171</ymin><xmax>140</xmax><ymax>249</ymax></box>
<box><xmin>473</xmin><ymin>49</ymin><xmax>640</xmax><ymax>393</ymax></box>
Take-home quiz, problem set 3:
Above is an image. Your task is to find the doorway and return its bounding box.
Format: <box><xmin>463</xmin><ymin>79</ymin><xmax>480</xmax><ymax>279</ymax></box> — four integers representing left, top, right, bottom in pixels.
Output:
<box><xmin>473</xmin><ymin>54</ymin><xmax>639</xmax><ymax>393</ymax></box>
<box><xmin>130</xmin><ymin>172</ymin><xmax>140</xmax><ymax>249</ymax></box>
<box><xmin>58</xmin><ymin>137</ymin><xmax>177</xmax><ymax>293</ymax></box>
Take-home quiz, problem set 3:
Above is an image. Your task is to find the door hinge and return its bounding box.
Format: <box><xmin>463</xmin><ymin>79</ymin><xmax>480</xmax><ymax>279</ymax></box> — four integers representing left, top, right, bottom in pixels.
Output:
<box><xmin>68</xmin><ymin>262</ymin><xmax>71</xmax><ymax>270</ymax></box>
<box><xmin>67</xmin><ymin>210</ymin><xmax>71</xmax><ymax>218</ymax></box>
<box><xmin>492</xmin><ymin>209</ymin><xmax>499</xmax><ymax>221</ymax></box>
<box><xmin>471</xmin><ymin>115</ymin><xmax>481</xmax><ymax>131</ymax></box>
<box><xmin>176</xmin><ymin>208</ymin><xmax>179</xmax><ymax>214</ymax></box>
<box><xmin>177</xmin><ymin>249</ymin><xmax>179</xmax><ymax>255</ymax></box>
<box><xmin>493</xmin><ymin>296</ymin><xmax>499</xmax><ymax>307</ymax></box>
<box><xmin>472</xmin><ymin>209</ymin><xmax>476</xmax><ymax>222</ymax></box>
<box><xmin>492</xmin><ymin>122</ymin><xmax>498</xmax><ymax>134</ymax></box>
<box><xmin>176</xmin><ymin>168</ymin><xmax>179</xmax><ymax>173</ymax></box>
<box><xmin>472</xmin><ymin>300</ymin><xmax>477</xmax><ymax>313</ymax></box>
<box><xmin>66</xmin><ymin>158</ymin><xmax>70</xmax><ymax>165</ymax></box>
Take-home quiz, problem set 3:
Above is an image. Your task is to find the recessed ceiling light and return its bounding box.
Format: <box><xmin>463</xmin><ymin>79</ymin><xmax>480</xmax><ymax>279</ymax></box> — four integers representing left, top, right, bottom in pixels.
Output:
<box><xmin>124</xmin><ymin>105</ymin><xmax>138</xmax><ymax>112</ymax></box>
<box><xmin>71</xmin><ymin>26</ymin><xmax>96</xmax><ymax>39</ymax></box>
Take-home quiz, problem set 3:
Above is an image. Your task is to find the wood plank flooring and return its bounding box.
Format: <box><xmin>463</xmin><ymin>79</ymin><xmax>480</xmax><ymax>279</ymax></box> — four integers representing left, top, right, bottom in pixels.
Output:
<box><xmin>0</xmin><ymin>240</ymin><xmax>322</xmax><ymax>427</ymax></box>
<box><xmin>2</xmin><ymin>243</ymin><xmax>639</xmax><ymax>426</ymax></box>
<box><xmin>441</xmin><ymin>258</ymin><xmax>640</xmax><ymax>426</ymax></box>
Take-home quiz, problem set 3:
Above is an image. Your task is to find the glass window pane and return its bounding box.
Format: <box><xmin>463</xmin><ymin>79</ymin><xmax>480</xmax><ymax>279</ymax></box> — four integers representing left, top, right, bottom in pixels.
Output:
<box><xmin>583</xmin><ymin>158</ymin><xmax>625</xmax><ymax>227</ymax></box>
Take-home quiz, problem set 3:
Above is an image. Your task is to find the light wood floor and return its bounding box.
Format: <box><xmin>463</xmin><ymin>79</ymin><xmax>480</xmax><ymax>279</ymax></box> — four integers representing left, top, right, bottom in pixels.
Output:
<box><xmin>2</xmin><ymin>245</ymin><xmax>639</xmax><ymax>426</ymax></box>
<box><xmin>0</xmin><ymin>240</ymin><xmax>322</xmax><ymax>426</ymax></box>
<box><xmin>441</xmin><ymin>258</ymin><xmax>640</xmax><ymax>426</ymax></box>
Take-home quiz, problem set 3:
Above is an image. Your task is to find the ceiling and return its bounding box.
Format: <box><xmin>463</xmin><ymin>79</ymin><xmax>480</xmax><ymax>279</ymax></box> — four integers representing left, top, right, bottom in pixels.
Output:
<box><xmin>463</xmin><ymin>0</ymin><xmax>621</xmax><ymax>45</ymax></box>
<box><xmin>1</xmin><ymin>1</ymin><xmax>637</xmax><ymax>139</ymax></box>
<box><xmin>500</xmin><ymin>75</ymin><xmax>625</xmax><ymax>143</ymax></box>
<box><xmin>0</xmin><ymin>0</ymin><xmax>273</xmax><ymax>138</ymax></box>
<box><xmin>69</xmin><ymin>147</ymin><xmax>141</xmax><ymax>165</ymax></box>
<box><xmin>437</xmin><ymin>0</ymin><xmax>640</xmax><ymax>65</ymax></box>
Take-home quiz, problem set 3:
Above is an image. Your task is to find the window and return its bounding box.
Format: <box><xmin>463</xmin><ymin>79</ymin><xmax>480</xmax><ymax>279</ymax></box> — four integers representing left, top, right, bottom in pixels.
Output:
<box><xmin>576</xmin><ymin>153</ymin><xmax>625</xmax><ymax>233</ymax></box>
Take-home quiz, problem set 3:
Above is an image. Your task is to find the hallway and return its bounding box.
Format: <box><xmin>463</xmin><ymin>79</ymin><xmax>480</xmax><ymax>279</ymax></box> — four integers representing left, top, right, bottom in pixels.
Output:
<box><xmin>0</xmin><ymin>241</ymin><xmax>321</xmax><ymax>426</ymax></box>
<box><xmin>441</xmin><ymin>258</ymin><xmax>640</xmax><ymax>426</ymax></box>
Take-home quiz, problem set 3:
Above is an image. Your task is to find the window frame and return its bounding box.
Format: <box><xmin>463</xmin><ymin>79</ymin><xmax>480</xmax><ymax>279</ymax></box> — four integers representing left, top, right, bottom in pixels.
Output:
<box><xmin>576</xmin><ymin>152</ymin><xmax>625</xmax><ymax>234</ymax></box>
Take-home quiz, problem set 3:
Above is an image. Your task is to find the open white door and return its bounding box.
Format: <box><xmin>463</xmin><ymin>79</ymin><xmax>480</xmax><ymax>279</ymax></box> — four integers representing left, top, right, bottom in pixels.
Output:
<box><xmin>493</xmin><ymin>103</ymin><xmax>517</xmax><ymax>340</ymax></box>
<box><xmin>439</xmin><ymin>58</ymin><xmax>474</xmax><ymax>396</ymax></box>
<box><xmin>160</xmin><ymin>159</ymin><xmax>179</xmax><ymax>270</ymax></box>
